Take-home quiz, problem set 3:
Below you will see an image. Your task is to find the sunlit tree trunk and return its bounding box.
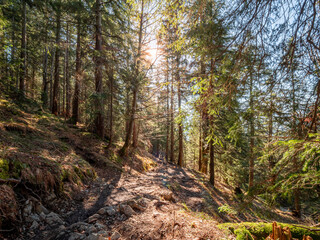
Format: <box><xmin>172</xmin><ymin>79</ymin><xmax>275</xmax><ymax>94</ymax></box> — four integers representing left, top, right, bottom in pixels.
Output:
<box><xmin>170</xmin><ymin>67</ymin><xmax>175</xmax><ymax>163</ymax></box>
<box><xmin>165</xmin><ymin>58</ymin><xmax>170</xmax><ymax>161</ymax></box>
<box><xmin>94</xmin><ymin>0</ymin><xmax>105</xmax><ymax>138</ymax></box>
<box><xmin>52</xmin><ymin>1</ymin><xmax>61</xmax><ymax>115</ymax></box>
<box><xmin>120</xmin><ymin>0</ymin><xmax>144</xmax><ymax>156</ymax></box>
<box><xmin>71</xmin><ymin>19</ymin><xmax>81</xmax><ymax>124</ymax></box>
<box><xmin>177</xmin><ymin>54</ymin><xmax>183</xmax><ymax>167</ymax></box>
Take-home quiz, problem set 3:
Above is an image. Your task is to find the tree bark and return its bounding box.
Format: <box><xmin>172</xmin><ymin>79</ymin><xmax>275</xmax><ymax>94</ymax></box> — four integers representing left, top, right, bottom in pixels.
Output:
<box><xmin>120</xmin><ymin>0</ymin><xmax>144</xmax><ymax>156</ymax></box>
<box><xmin>166</xmin><ymin>60</ymin><xmax>170</xmax><ymax>161</ymax></box>
<box><xmin>71</xmin><ymin>19</ymin><xmax>81</xmax><ymax>124</ymax></box>
<box><xmin>209</xmin><ymin>139</ymin><xmax>214</xmax><ymax>186</ymax></box>
<box><xmin>177</xmin><ymin>54</ymin><xmax>183</xmax><ymax>167</ymax></box>
<box><xmin>107</xmin><ymin>62</ymin><xmax>114</xmax><ymax>148</ymax></box>
<box><xmin>170</xmin><ymin>67</ymin><xmax>175</xmax><ymax>163</ymax></box>
<box><xmin>19</xmin><ymin>0</ymin><xmax>26</xmax><ymax>96</ymax></box>
<box><xmin>42</xmin><ymin>44</ymin><xmax>48</xmax><ymax>107</ymax></box>
<box><xmin>198</xmin><ymin>118</ymin><xmax>202</xmax><ymax>171</ymax></box>
<box><xmin>65</xmin><ymin>22</ymin><xmax>71</xmax><ymax>118</ymax></box>
<box><xmin>248</xmin><ymin>74</ymin><xmax>255</xmax><ymax>189</ymax></box>
<box><xmin>52</xmin><ymin>2</ymin><xmax>61</xmax><ymax>115</ymax></box>
<box><xmin>94</xmin><ymin>0</ymin><xmax>104</xmax><ymax>138</ymax></box>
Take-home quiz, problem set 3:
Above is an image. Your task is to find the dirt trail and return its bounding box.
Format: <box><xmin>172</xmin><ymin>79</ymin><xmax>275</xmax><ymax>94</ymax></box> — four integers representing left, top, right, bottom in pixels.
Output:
<box><xmin>64</xmin><ymin>156</ymin><xmax>224</xmax><ymax>239</ymax></box>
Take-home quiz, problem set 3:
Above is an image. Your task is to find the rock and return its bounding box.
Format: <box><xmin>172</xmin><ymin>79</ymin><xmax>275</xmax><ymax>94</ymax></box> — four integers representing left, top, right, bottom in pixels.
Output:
<box><xmin>88</xmin><ymin>214</ymin><xmax>100</xmax><ymax>223</ymax></box>
<box><xmin>59</xmin><ymin>225</ymin><xmax>66</xmax><ymax>231</ymax></box>
<box><xmin>39</xmin><ymin>212</ymin><xmax>46</xmax><ymax>220</ymax></box>
<box><xmin>45</xmin><ymin>212</ymin><xmax>64</xmax><ymax>225</ymax></box>
<box><xmin>96</xmin><ymin>230</ymin><xmax>108</xmax><ymax>236</ymax></box>
<box><xmin>68</xmin><ymin>232</ymin><xmax>85</xmax><ymax>240</ymax></box>
<box><xmin>23</xmin><ymin>200</ymin><xmax>33</xmax><ymax>215</ymax></box>
<box><xmin>127</xmin><ymin>200</ymin><xmax>146</xmax><ymax>211</ymax></box>
<box><xmin>119</xmin><ymin>204</ymin><xmax>134</xmax><ymax>217</ymax></box>
<box><xmin>86</xmin><ymin>233</ymin><xmax>104</xmax><ymax>240</ymax></box>
<box><xmin>30</xmin><ymin>213</ymin><xmax>40</xmax><ymax>222</ymax></box>
<box><xmin>106</xmin><ymin>206</ymin><xmax>116</xmax><ymax>216</ymax></box>
<box><xmin>30</xmin><ymin>221</ymin><xmax>39</xmax><ymax>230</ymax></box>
<box><xmin>111</xmin><ymin>231</ymin><xmax>121</xmax><ymax>240</ymax></box>
<box><xmin>70</xmin><ymin>222</ymin><xmax>90</xmax><ymax>231</ymax></box>
<box><xmin>34</xmin><ymin>202</ymin><xmax>50</xmax><ymax>214</ymax></box>
<box><xmin>86</xmin><ymin>225</ymin><xmax>97</xmax><ymax>234</ymax></box>
<box><xmin>97</xmin><ymin>207</ymin><xmax>107</xmax><ymax>215</ymax></box>
<box><xmin>117</xmin><ymin>214</ymin><xmax>127</xmax><ymax>221</ymax></box>
<box><xmin>94</xmin><ymin>223</ymin><xmax>105</xmax><ymax>231</ymax></box>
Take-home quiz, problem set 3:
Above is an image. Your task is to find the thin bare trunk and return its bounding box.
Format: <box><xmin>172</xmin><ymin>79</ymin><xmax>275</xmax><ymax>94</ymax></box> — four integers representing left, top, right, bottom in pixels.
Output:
<box><xmin>177</xmin><ymin>54</ymin><xmax>183</xmax><ymax>167</ymax></box>
<box><xmin>120</xmin><ymin>0</ymin><xmax>144</xmax><ymax>156</ymax></box>
<box><xmin>52</xmin><ymin>2</ymin><xmax>61</xmax><ymax>115</ymax></box>
<box><xmin>71</xmin><ymin>19</ymin><xmax>81</xmax><ymax>124</ymax></box>
<box><xmin>19</xmin><ymin>0</ymin><xmax>26</xmax><ymax>96</ymax></box>
<box><xmin>170</xmin><ymin>70</ymin><xmax>175</xmax><ymax>163</ymax></box>
<box><xmin>65</xmin><ymin>23</ymin><xmax>71</xmax><ymax>118</ymax></box>
<box><xmin>249</xmin><ymin>74</ymin><xmax>255</xmax><ymax>189</ymax></box>
<box><xmin>94</xmin><ymin>0</ymin><xmax>104</xmax><ymax>138</ymax></box>
<box><xmin>107</xmin><ymin>63</ymin><xmax>114</xmax><ymax>148</ymax></box>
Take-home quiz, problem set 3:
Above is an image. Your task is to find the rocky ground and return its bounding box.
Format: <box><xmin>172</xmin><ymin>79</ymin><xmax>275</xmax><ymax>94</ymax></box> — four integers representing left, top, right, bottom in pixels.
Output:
<box><xmin>14</xmin><ymin>157</ymin><xmax>228</xmax><ymax>240</ymax></box>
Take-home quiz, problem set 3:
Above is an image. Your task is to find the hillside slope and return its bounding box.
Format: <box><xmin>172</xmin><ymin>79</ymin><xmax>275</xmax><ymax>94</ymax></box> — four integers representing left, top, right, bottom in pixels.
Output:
<box><xmin>1</xmin><ymin>97</ymin><xmax>317</xmax><ymax>240</ymax></box>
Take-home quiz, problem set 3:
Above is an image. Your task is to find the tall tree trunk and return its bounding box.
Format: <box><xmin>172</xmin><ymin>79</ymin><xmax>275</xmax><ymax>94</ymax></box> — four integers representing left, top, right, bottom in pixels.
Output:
<box><xmin>209</xmin><ymin>138</ymin><xmax>214</xmax><ymax>186</ymax></box>
<box><xmin>165</xmin><ymin>61</ymin><xmax>170</xmax><ymax>162</ymax></box>
<box><xmin>291</xmin><ymin>71</ymin><xmax>301</xmax><ymax>217</ymax></box>
<box><xmin>65</xmin><ymin>23</ymin><xmax>71</xmax><ymax>118</ymax></box>
<box><xmin>268</xmin><ymin>93</ymin><xmax>275</xmax><ymax>184</ymax></box>
<box><xmin>42</xmin><ymin>43</ymin><xmax>48</xmax><ymax>107</ymax></box>
<box><xmin>170</xmin><ymin>68</ymin><xmax>175</xmax><ymax>163</ymax></box>
<box><xmin>30</xmin><ymin>64</ymin><xmax>35</xmax><ymax>99</ymax></box>
<box><xmin>177</xmin><ymin>54</ymin><xmax>183</xmax><ymax>167</ymax></box>
<box><xmin>10</xmin><ymin>16</ymin><xmax>16</xmax><ymax>90</ymax></box>
<box><xmin>49</xmin><ymin>48</ymin><xmax>55</xmax><ymax>110</ymax></box>
<box><xmin>198</xmin><ymin>118</ymin><xmax>202</xmax><ymax>171</ymax></box>
<box><xmin>71</xmin><ymin>19</ymin><xmax>81</xmax><ymax>124</ymax></box>
<box><xmin>248</xmin><ymin>74</ymin><xmax>255</xmax><ymax>189</ymax></box>
<box><xmin>107</xmin><ymin>62</ymin><xmax>114</xmax><ymax>148</ymax></box>
<box><xmin>120</xmin><ymin>0</ymin><xmax>144</xmax><ymax>156</ymax></box>
<box><xmin>19</xmin><ymin>0</ymin><xmax>26</xmax><ymax>96</ymax></box>
<box><xmin>94</xmin><ymin>0</ymin><xmax>104</xmax><ymax>138</ymax></box>
<box><xmin>52</xmin><ymin>2</ymin><xmax>61</xmax><ymax>115</ymax></box>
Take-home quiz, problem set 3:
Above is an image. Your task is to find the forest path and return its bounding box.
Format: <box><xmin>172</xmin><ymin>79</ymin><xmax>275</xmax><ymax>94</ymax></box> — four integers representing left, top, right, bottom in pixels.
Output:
<box><xmin>48</xmin><ymin>156</ymin><xmax>226</xmax><ymax>239</ymax></box>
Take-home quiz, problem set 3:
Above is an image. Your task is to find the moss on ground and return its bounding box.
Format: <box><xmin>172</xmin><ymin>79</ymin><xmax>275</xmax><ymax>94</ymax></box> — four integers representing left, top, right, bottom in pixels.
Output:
<box><xmin>218</xmin><ymin>222</ymin><xmax>320</xmax><ymax>240</ymax></box>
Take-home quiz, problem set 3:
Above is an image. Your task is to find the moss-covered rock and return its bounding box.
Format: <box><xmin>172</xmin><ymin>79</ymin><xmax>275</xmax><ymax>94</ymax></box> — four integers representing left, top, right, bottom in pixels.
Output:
<box><xmin>218</xmin><ymin>222</ymin><xmax>320</xmax><ymax>240</ymax></box>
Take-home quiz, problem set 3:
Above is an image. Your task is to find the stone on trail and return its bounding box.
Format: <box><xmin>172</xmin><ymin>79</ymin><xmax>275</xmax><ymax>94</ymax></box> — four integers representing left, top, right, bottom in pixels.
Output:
<box><xmin>30</xmin><ymin>221</ymin><xmax>39</xmax><ymax>229</ymax></box>
<box><xmin>86</xmin><ymin>233</ymin><xmax>105</xmax><ymax>240</ymax></box>
<box><xmin>45</xmin><ymin>212</ymin><xmax>64</xmax><ymax>225</ymax></box>
<box><xmin>106</xmin><ymin>206</ymin><xmax>116</xmax><ymax>216</ymax></box>
<box><xmin>127</xmin><ymin>200</ymin><xmax>146</xmax><ymax>211</ymax></box>
<box><xmin>68</xmin><ymin>232</ymin><xmax>85</xmax><ymax>240</ymax></box>
<box><xmin>97</xmin><ymin>207</ymin><xmax>107</xmax><ymax>215</ymax></box>
<box><xmin>119</xmin><ymin>204</ymin><xmax>135</xmax><ymax>217</ymax></box>
<box><xmin>88</xmin><ymin>213</ymin><xmax>100</xmax><ymax>223</ymax></box>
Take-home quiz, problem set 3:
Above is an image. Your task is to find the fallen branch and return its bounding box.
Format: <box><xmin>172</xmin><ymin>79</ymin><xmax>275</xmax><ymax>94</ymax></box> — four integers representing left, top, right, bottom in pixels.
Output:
<box><xmin>0</xmin><ymin>178</ymin><xmax>21</xmax><ymax>184</ymax></box>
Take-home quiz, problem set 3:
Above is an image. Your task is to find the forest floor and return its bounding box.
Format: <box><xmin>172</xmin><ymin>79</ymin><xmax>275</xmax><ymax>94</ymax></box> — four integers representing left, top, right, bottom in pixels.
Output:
<box><xmin>0</xmin><ymin>96</ymin><xmax>309</xmax><ymax>240</ymax></box>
